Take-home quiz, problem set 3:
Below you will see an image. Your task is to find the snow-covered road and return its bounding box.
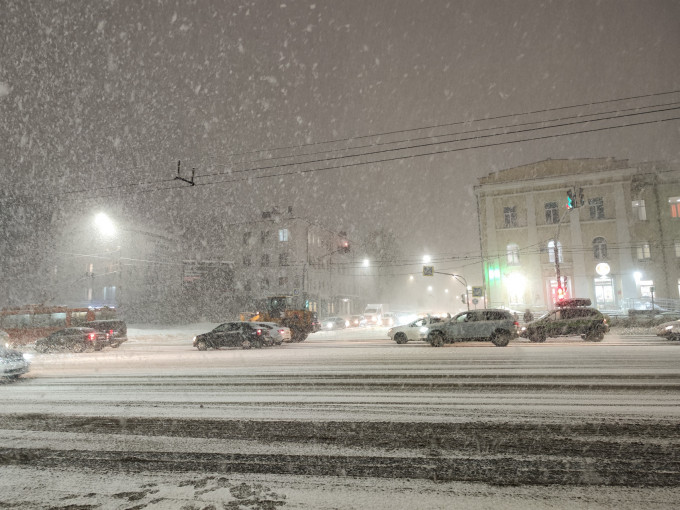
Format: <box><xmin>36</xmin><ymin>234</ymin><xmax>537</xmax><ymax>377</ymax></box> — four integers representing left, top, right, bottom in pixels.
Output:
<box><xmin>1</xmin><ymin>326</ymin><xmax>679</xmax><ymax>508</ymax></box>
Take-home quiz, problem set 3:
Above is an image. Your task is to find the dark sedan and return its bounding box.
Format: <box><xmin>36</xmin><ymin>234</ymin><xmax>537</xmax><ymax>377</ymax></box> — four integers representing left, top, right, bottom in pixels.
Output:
<box><xmin>193</xmin><ymin>321</ymin><xmax>272</xmax><ymax>350</ymax></box>
<box><xmin>35</xmin><ymin>327</ymin><xmax>108</xmax><ymax>353</ymax></box>
<box><xmin>83</xmin><ymin>319</ymin><xmax>128</xmax><ymax>348</ymax></box>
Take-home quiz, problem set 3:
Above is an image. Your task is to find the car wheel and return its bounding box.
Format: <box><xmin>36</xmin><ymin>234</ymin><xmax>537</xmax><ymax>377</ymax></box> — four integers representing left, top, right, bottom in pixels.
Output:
<box><xmin>491</xmin><ymin>330</ymin><xmax>512</xmax><ymax>347</ymax></box>
<box><xmin>529</xmin><ymin>329</ymin><xmax>546</xmax><ymax>343</ymax></box>
<box><xmin>429</xmin><ymin>331</ymin><xmax>445</xmax><ymax>347</ymax></box>
<box><xmin>110</xmin><ymin>342</ymin><xmax>120</xmax><ymax>348</ymax></box>
<box><xmin>72</xmin><ymin>342</ymin><xmax>86</xmax><ymax>353</ymax></box>
<box><xmin>196</xmin><ymin>339</ymin><xmax>208</xmax><ymax>351</ymax></box>
<box><xmin>394</xmin><ymin>333</ymin><xmax>408</xmax><ymax>344</ymax></box>
<box><xmin>241</xmin><ymin>339</ymin><xmax>252</xmax><ymax>349</ymax></box>
<box><xmin>584</xmin><ymin>327</ymin><xmax>605</xmax><ymax>342</ymax></box>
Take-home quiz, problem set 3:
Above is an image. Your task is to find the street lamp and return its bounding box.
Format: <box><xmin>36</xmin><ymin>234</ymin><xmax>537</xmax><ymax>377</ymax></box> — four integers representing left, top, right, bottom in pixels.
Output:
<box><xmin>94</xmin><ymin>212</ymin><xmax>116</xmax><ymax>237</ymax></box>
<box><xmin>423</xmin><ymin>255</ymin><xmax>431</xmax><ymax>264</ymax></box>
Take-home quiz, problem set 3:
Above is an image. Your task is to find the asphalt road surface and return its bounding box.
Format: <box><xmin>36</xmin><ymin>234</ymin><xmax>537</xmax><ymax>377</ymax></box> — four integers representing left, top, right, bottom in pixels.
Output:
<box><xmin>1</xmin><ymin>326</ymin><xmax>679</xmax><ymax>509</ymax></box>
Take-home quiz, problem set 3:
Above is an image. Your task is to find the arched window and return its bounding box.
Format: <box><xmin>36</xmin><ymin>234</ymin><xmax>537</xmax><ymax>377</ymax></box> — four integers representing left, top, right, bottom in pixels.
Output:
<box><xmin>548</xmin><ymin>240</ymin><xmax>563</xmax><ymax>263</ymax></box>
<box><xmin>506</xmin><ymin>243</ymin><xmax>520</xmax><ymax>265</ymax></box>
<box><xmin>593</xmin><ymin>237</ymin><xmax>608</xmax><ymax>260</ymax></box>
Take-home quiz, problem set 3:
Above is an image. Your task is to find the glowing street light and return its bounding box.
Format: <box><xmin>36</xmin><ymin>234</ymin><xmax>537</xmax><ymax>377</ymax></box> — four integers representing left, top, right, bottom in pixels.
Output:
<box><xmin>94</xmin><ymin>212</ymin><xmax>116</xmax><ymax>237</ymax></box>
<box><xmin>362</xmin><ymin>258</ymin><xmax>370</xmax><ymax>267</ymax></box>
<box><xmin>423</xmin><ymin>255</ymin><xmax>431</xmax><ymax>264</ymax></box>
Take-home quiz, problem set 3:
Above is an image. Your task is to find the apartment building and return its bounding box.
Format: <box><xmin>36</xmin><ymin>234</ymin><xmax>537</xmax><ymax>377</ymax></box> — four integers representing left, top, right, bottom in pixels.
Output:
<box><xmin>217</xmin><ymin>207</ymin><xmax>363</xmax><ymax>317</ymax></box>
<box><xmin>475</xmin><ymin>158</ymin><xmax>680</xmax><ymax>312</ymax></box>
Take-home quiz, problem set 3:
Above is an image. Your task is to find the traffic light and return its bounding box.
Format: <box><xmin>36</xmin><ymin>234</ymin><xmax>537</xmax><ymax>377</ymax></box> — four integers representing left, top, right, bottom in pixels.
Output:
<box><xmin>566</xmin><ymin>189</ymin><xmax>574</xmax><ymax>210</ymax></box>
<box><xmin>556</xmin><ymin>286</ymin><xmax>565</xmax><ymax>301</ymax></box>
<box><xmin>578</xmin><ymin>187</ymin><xmax>585</xmax><ymax>207</ymax></box>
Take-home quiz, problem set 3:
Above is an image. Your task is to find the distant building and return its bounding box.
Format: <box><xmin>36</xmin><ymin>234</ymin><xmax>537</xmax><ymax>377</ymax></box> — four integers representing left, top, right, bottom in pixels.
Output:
<box><xmin>53</xmin><ymin>214</ymin><xmax>183</xmax><ymax>322</ymax></box>
<box><xmin>475</xmin><ymin>158</ymin><xmax>680</xmax><ymax>312</ymax></box>
<box><xmin>196</xmin><ymin>207</ymin><xmax>364</xmax><ymax>318</ymax></box>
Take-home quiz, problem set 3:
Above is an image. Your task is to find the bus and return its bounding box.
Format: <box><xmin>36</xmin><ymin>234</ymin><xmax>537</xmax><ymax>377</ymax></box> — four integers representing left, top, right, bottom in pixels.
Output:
<box><xmin>0</xmin><ymin>305</ymin><xmax>118</xmax><ymax>346</ymax></box>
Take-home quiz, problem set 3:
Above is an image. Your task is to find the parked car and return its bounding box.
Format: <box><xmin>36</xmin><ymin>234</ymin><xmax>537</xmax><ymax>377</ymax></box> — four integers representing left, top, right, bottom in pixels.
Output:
<box><xmin>193</xmin><ymin>321</ymin><xmax>271</xmax><ymax>350</ymax></box>
<box><xmin>424</xmin><ymin>309</ymin><xmax>519</xmax><ymax>347</ymax></box>
<box><xmin>35</xmin><ymin>327</ymin><xmax>108</xmax><ymax>353</ymax></box>
<box><xmin>0</xmin><ymin>345</ymin><xmax>30</xmax><ymax>379</ymax></box>
<box><xmin>348</xmin><ymin>315</ymin><xmax>367</xmax><ymax>327</ymax></box>
<box><xmin>388</xmin><ymin>316</ymin><xmax>446</xmax><ymax>344</ymax></box>
<box><xmin>656</xmin><ymin>320</ymin><xmax>680</xmax><ymax>341</ymax></box>
<box><xmin>253</xmin><ymin>322</ymin><xmax>291</xmax><ymax>344</ymax></box>
<box><xmin>521</xmin><ymin>300</ymin><xmax>608</xmax><ymax>342</ymax></box>
<box><xmin>1</xmin><ymin>329</ymin><xmax>10</xmax><ymax>348</ymax></box>
<box><xmin>322</xmin><ymin>317</ymin><xmax>347</xmax><ymax>329</ymax></box>
<box><xmin>83</xmin><ymin>319</ymin><xmax>128</xmax><ymax>348</ymax></box>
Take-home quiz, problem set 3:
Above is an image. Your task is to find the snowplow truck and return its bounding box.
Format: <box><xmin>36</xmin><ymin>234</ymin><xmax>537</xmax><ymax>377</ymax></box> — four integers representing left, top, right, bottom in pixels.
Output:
<box><xmin>248</xmin><ymin>295</ymin><xmax>314</xmax><ymax>342</ymax></box>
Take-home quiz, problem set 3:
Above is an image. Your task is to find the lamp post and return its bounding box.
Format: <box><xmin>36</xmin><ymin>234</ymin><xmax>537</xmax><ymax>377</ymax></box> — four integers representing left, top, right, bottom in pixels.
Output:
<box><xmin>433</xmin><ymin>271</ymin><xmax>470</xmax><ymax>311</ymax></box>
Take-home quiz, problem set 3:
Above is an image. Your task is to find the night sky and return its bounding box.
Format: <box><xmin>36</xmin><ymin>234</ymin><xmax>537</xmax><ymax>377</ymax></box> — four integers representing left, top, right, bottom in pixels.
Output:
<box><xmin>2</xmin><ymin>0</ymin><xmax>679</xmax><ymax>269</ymax></box>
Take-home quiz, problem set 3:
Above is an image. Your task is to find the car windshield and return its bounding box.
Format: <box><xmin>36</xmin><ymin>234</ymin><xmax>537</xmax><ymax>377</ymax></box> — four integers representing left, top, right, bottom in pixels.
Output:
<box><xmin>1</xmin><ymin>2</ymin><xmax>679</xmax><ymax>508</ymax></box>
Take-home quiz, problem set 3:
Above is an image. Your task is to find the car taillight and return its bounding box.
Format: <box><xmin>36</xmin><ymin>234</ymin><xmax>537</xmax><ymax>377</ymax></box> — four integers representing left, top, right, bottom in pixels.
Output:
<box><xmin>278</xmin><ymin>329</ymin><xmax>285</xmax><ymax>334</ymax></box>
<box><xmin>514</xmin><ymin>321</ymin><xmax>519</xmax><ymax>328</ymax></box>
<box><xmin>109</xmin><ymin>329</ymin><xmax>114</xmax><ymax>335</ymax></box>
<box><xmin>88</xmin><ymin>332</ymin><xmax>95</xmax><ymax>341</ymax></box>
<box><xmin>256</xmin><ymin>329</ymin><xmax>262</xmax><ymax>336</ymax></box>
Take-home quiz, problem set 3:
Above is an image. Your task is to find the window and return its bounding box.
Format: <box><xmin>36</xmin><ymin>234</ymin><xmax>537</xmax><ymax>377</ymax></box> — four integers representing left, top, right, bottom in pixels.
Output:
<box><xmin>279</xmin><ymin>253</ymin><xmax>288</xmax><ymax>266</ymax></box>
<box><xmin>632</xmin><ymin>200</ymin><xmax>647</xmax><ymax>221</ymax></box>
<box><xmin>262</xmin><ymin>277</ymin><xmax>270</xmax><ymax>289</ymax></box>
<box><xmin>548</xmin><ymin>240</ymin><xmax>563</xmax><ymax>263</ymax></box>
<box><xmin>670</xmin><ymin>197</ymin><xmax>680</xmax><ymax>218</ymax></box>
<box><xmin>506</xmin><ymin>244</ymin><xmax>520</xmax><ymax>265</ymax></box>
<box><xmin>588</xmin><ymin>197</ymin><xmax>604</xmax><ymax>219</ymax></box>
<box><xmin>261</xmin><ymin>254</ymin><xmax>270</xmax><ymax>266</ymax></box>
<box><xmin>278</xmin><ymin>276</ymin><xmax>288</xmax><ymax>286</ymax></box>
<box><xmin>637</xmin><ymin>243</ymin><xmax>651</xmax><ymax>260</ymax></box>
<box><xmin>675</xmin><ymin>240</ymin><xmax>680</xmax><ymax>258</ymax></box>
<box><xmin>278</xmin><ymin>228</ymin><xmax>289</xmax><ymax>242</ymax></box>
<box><xmin>592</xmin><ymin>237</ymin><xmax>607</xmax><ymax>260</ymax></box>
<box><xmin>260</xmin><ymin>230</ymin><xmax>269</xmax><ymax>243</ymax></box>
<box><xmin>545</xmin><ymin>202</ymin><xmax>559</xmax><ymax>224</ymax></box>
<box><xmin>243</xmin><ymin>280</ymin><xmax>251</xmax><ymax>292</ymax></box>
<box><xmin>503</xmin><ymin>206</ymin><xmax>517</xmax><ymax>228</ymax></box>
<box><xmin>242</xmin><ymin>255</ymin><xmax>251</xmax><ymax>266</ymax></box>
<box><xmin>243</xmin><ymin>232</ymin><xmax>252</xmax><ymax>246</ymax></box>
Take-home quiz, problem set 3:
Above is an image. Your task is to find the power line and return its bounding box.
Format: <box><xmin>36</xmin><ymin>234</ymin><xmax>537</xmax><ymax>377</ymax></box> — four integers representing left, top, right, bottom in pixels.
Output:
<box><xmin>1</xmin><ymin>102</ymin><xmax>678</xmax><ymax>204</ymax></box>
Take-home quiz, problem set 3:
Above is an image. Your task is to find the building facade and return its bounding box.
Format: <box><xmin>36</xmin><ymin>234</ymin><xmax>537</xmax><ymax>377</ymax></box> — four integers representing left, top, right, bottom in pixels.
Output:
<box><xmin>213</xmin><ymin>207</ymin><xmax>366</xmax><ymax>318</ymax></box>
<box><xmin>475</xmin><ymin>158</ymin><xmax>680</xmax><ymax>312</ymax></box>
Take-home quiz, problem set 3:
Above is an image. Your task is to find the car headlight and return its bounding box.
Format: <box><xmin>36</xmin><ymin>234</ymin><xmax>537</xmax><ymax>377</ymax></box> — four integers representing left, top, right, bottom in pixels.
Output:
<box><xmin>192</xmin><ymin>336</ymin><xmax>197</xmax><ymax>342</ymax></box>
<box><xmin>521</xmin><ymin>326</ymin><xmax>527</xmax><ymax>331</ymax></box>
<box><xmin>22</xmin><ymin>353</ymin><xmax>33</xmax><ymax>362</ymax></box>
<box><xmin>665</xmin><ymin>325</ymin><xmax>674</xmax><ymax>331</ymax></box>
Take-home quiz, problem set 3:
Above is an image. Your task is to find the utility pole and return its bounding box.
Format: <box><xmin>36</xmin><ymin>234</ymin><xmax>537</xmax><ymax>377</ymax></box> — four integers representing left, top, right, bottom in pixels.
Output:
<box><xmin>553</xmin><ymin>186</ymin><xmax>584</xmax><ymax>301</ymax></box>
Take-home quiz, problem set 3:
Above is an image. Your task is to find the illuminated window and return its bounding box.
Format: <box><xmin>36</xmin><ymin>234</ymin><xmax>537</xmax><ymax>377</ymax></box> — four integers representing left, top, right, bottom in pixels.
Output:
<box><xmin>637</xmin><ymin>243</ymin><xmax>651</xmax><ymax>260</ymax></box>
<box><xmin>506</xmin><ymin>244</ymin><xmax>520</xmax><ymax>265</ymax></box>
<box><xmin>548</xmin><ymin>240</ymin><xmax>563</xmax><ymax>263</ymax></box>
<box><xmin>669</xmin><ymin>197</ymin><xmax>680</xmax><ymax>218</ymax></box>
<box><xmin>278</xmin><ymin>228</ymin><xmax>289</xmax><ymax>241</ymax></box>
<box><xmin>632</xmin><ymin>200</ymin><xmax>647</xmax><ymax>221</ymax></box>
<box><xmin>593</xmin><ymin>237</ymin><xmax>608</xmax><ymax>260</ymax></box>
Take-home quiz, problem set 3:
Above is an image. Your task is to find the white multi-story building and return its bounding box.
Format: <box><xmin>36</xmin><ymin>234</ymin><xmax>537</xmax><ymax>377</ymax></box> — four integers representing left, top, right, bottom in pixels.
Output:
<box><xmin>475</xmin><ymin>158</ymin><xmax>680</xmax><ymax>312</ymax></box>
